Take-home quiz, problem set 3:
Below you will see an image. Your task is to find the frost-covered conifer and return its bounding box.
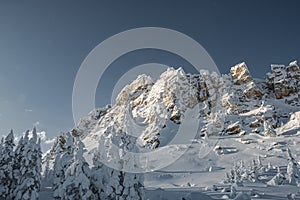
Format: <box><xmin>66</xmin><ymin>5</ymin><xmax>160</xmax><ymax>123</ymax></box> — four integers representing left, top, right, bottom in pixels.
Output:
<box><xmin>61</xmin><ymin>139</ymin><xmax>94</xmax><ymax>200</ymax></box>
<box><xmin>286</xmin><ymin>148</ymin><xmax>299</xmax><ymax>185</ymax></box>
<box><xmin>53</xmin><ymin>132</ymin><xmax>75</xmax><ymax>199</ymax></box>
<box><xmin>11</xmin><ymin>131</ymin><xmax>28</xmax><ymax>197</ymax></box>
<box><xmin>91</xmin><ymin>141</ymin><xmax>144</xmax><ymax>200</ymax></box>
<box><xmin>249</xmin><ymin>159</ymin><xmax>259</xmax><ymax>182</ymax></box>
<box><xmin>229</xmin><ymin>185</ymin><xmax>237</xmax><ymax>199</ymax></box>
<box><xmin>0</xmin><ymin>137</ymin><xmax>3</xmax><ymax>159</ymax></box>
<box><xmin>267</xmin><ymin>167</ymin><xmax>286</xmax><ymax>186</ymax></box>
<box><xmin>0</xmin><ymin>130</ymin><xmax>15</xmax><ymax>199</ymax></box>
<box><xmin>13</xmin><ymin>128</ymin><xmax>42</xmax><ymax>200</ymax></box>
<box><xmin>263</xmin><ymin>119</ymin><xmax>276</xmax><ymax>137</ymax></box>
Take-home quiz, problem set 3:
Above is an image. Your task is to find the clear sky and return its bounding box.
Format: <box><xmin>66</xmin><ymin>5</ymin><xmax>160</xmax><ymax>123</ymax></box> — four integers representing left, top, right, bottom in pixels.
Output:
<box><xmin>0</xmin><ymin>0</ymin><xmax>299</xmax><ymax>148</ymax></box>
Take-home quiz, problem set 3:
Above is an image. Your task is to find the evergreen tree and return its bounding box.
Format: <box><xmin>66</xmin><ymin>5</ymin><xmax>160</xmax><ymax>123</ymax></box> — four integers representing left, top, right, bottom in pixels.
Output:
<box><xmin>263</xmin><ymin>119</ymin><xmax>276</xmax><ymax>137</ymax></box>
<box><xmin>13</xmin><ymin>128</ymin><xmax>42</xmax><ymax>200</ymax></box>
<box><xmin>42</xmin><ymin>153</ymin><xmax>52</xmax><ymax>181</ymax></box>
<box><xmin>43</xmin><ymin>132</ymin><xmax>70</xmax><ymax>181</ymax></box>
<box><xmin>53</xmin><ymin>132</ymin><xmax>75</xmax><ymax>199</ymax></box>
<box><xmin>248</xmin><ymin>159</ymin><xmax>258</xmax><ymax>182</ymax></box>
<box><xmin>0</xmin><ymin>130</ymin><xmax>15</xmax><ymax>199</ymax></box>
<box><xmin>266</xmin><ymin>161</ymin><xmax>273</xmax><ymax>172</ymax></box>
<box><xmin>0</xmin><ymin>137</ymin><xmax>3</xmax><ymax>159</ymax></box>
<box><xmin>267</xmin><ymin>167</ymin><xmax>286</xmax><ymax>186</ymax></box>
<box><xmin>61</xmin><ymin>139</ymin><xmax>94</xmax><ymax>200</ymax></box>
<box><xmin>91</xmin><ymin>148</ymin><xmax>144</xmax><ymax>200</ymax></box>
<box><xmin>0</xmin><ymin>137</ymin><xmax>4</xmax><ymax>181</ymax></box>
<box><xmin>11</xmin><ymin>131</ymin><xmax>28</xmax><ymax>198</ymax></box>
<box><xmin>226</xmin><ymin>160</ymin><xmax>247</xmax><ymax>184</ymax></box>
<box><xmin>229</xmin><ymin>185</ymin><xmax>237</xmax><ymax>199</ymax></box>
<box><xmin>286</xmin><ymin>148</ymin><xmax>299</xmax><ymax>185</ymax></box>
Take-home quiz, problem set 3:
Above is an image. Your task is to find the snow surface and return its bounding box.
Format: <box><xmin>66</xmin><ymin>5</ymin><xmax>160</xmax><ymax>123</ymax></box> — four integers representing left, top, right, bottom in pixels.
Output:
<box><xmin>39</xmin><ymin>62</ymin><xmax>300</xmax><ymax>199</ymax></box>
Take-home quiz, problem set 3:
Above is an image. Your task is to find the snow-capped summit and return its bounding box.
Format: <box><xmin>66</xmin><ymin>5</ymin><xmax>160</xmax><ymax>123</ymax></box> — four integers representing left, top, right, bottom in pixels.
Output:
<box><xmin>46</xmin><ymin>61</ymin><xmax>300</xmax><ymax>162</ymax></box>
<box><xmin>41</xmin><ymin>61</ymin><xmax>300</xmax><ymax>199</ymax></box>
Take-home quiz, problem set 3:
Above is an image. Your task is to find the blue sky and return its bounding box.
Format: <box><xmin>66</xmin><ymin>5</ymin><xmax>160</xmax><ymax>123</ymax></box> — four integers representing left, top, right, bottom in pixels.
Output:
<box><xmin>0</xmin><ymin>1</ymin><xmax>299</xmax><ymax>148</ymax></box>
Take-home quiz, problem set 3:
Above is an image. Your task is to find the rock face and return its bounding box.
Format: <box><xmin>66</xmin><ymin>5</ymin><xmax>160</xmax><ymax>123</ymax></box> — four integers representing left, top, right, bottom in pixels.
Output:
<box><xmin>92</xmin><ymin>68</ymin><xmax>226</xmax><ymax>150</ymax></box>
<box><xmin>226</xmin><ymin>122</ymin><xmax>241</xmax><ymax>135</ymax></box>
<box><xmin>43</xmin><ymin>60</ymin><xmax>300</xmax><ymax>198</ymax></box>
<box><xmin>44</xmin><ymin>61</ymin><xmax>300</xmax><ymax>154</ymax></box>
<box><xmin>266</xmin><ymin>61</ymin><xmax>300</xmax><ymax>104</ymax></box>
<box><xmin>230</xmin><ymin>62</ymin><xmax>263</xmax><ymax>98</ymax></box>
<box><xmin>71</xmin><ymin>106</ymin><xmax>111</xmax><ymax>138</ymax></box>
<box><xmin>230</xmin><ymin>62</ymin><xmax>253</xmax><ymax>85</ymax></box>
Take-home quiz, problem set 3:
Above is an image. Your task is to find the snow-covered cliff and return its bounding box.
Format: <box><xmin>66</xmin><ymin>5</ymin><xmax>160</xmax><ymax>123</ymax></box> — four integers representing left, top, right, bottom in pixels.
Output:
<box><xmin>43</xmin><ymin>60</ymin><xmax>300</xmax><ymax>199</ymax></box>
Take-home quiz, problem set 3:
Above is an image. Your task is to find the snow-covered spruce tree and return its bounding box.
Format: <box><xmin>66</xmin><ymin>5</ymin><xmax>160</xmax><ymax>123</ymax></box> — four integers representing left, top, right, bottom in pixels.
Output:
<box><xmin>256</xmin><ymin>156</ymin><xmax>265</xmax><ymax>174</ymax></box>
<box><xmin>13</xmin><ymin>128</ymin><xmax>42</xmax><ymax>200</ymax></box>
<box><xmin>225</xmin><ymin>160</ymin><xmax>247</xmax><ymax>184</ymax></box>
<box><xmin>53</xmin><ymin>132</ymin><xmax>75</xmax><ymax>199</ymax></box>
<box><xmin>90</xmin><ymin>152</ymin><xmax>105</xmax><ymax>199</ymax></box>
<box><xmin>11</xmin><ymin>131</ymin><xmax>28</xmax><ymax>198</ymax></box>
<box><xmin>0</xmin><ymin>137</ymin><xmax>3</xmax><ymax>175</ymax></box>
<box><xmin>61</xmin><ymin>139</ymin><xmax>94</xmax><ymax>200</ymax></box>
<box><xmin>43</xmin><ymin>132</ymin><xmax>72</xmax><ymax>181</ymax></box>
<box><xmin>263</xmin><ymin>119</ymin><xmax>276</xmax><ymax>137</ymax></box>
<box><xmin>226</xmin><ymin>159</ymin><xmax>264</xmax><ymax>184</ymax></box>
<box><xmin>0</xmin><ymin>137</ymin><xmax>3</xmax><ymax>158</ymax></box>
<box><xmin>286</xmin><ymin>148</ymin><xmax>299</xmax><ymax>185</ymax></box>
<box><xmin>248</xmin><ymin>159</ymin><xmax>259</xmax><ymax>182</ymax></box>
<box><xmin>267</xmin><ymin>167</ymin><xmax>286</xmax><ymax>186</ymax></box>
<box><xmin>266</xmin><ymin>161</ymin><xmax>273</xmax><ymax>172</ymax></box>
<box><xmin>0</xmin><ymin>130</ymin><xmax>15</xmax><ymax>199</ymax></box>
<box><xmin>92</xmin><ymin>151</ymin><xmax>144</xmax><ymax>200</ymax></box>
<box><xmin>91</xmin><ymin>134</ymin><xmax>144</xmax><ymax>200</ymax></box>
<box><xmin>42</xmin><ymin>152</ymin><xmax>52</xmax><ymax>181</ymax></box>
<box><xmin>229</xmin><ymin>185</ymin><xmax>237</xmax><ymax>199</ymax></box>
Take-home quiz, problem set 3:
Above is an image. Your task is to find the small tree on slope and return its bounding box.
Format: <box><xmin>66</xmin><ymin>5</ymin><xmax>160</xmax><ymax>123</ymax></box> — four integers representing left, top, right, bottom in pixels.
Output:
<box><xmin>0</xmin><ymin>130</ymin><xmax>15</xmax><ymax>199</ymax></box>
<box><xmin>286</xmin><ymin>148</ymin><xmax>299</xmax><ymax>185</ymax></box>
<box><xmin>267</xmin><ymin>167</ymin><xmax>286</xmax><ymax>186</ymax></box>
<box><xmin>61</xmin><ymin>139</ymin><xmax>94</xmax><ymax>200</ymax></box>
<box><xmin>263</xmin><ymin>119</ymin><xmax>276</xmax><ymax>137</ymax></box>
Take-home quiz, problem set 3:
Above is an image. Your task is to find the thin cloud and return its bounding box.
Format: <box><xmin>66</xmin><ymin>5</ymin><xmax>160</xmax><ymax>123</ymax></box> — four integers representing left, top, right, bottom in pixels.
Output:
<box><xmin>15</xmin><ymin>130</ymin><xmax>48</xmax><ymax>142</ymax></box>
<box><xmin>44</xmin><ymin>138</ymin><xmax>55</xmax><ymax>145</ymax></box>
<box><xmin>33</xmin><ymin>121</ymin><xmax>40</xmax><ymax>127</ymax></box>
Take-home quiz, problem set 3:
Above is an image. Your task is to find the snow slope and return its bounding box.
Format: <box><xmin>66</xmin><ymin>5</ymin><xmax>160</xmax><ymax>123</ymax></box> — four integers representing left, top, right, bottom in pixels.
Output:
<box><xmin>42</xmin><ymin>61</ymin><xmax>300</xmax><ymax>199</ymax></box>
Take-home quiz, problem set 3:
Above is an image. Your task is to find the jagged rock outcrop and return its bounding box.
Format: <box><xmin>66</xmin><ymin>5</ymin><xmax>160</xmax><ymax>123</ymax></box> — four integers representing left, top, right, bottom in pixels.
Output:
<box><xmin>94</xmin><ymin>68</ymin><xmax>214</xmax><ymax>149</ymax></box>
<box><xmin>43</xmin><ymin>61</ymin><xmax>300</xmax><ymax>162</ymax></box>
<box><xmin>230</xmin><ymin>62</ymin><xmax>253</xmax><ymax>85</ymax></box>
<box><xmin>71</xmin><ymin>106</ymin><xmax>111</xmax><ymax>138</ymax></box>
<box><xmin>221</xmin><ymin>62</ymin><xmax>263</xmax><ymax>117</ymax></box>
<box><xmin>42</xmin><ymin>60</ymin><xmax>300</xmax><ymax>199</ymax></box>
<box><xmin>230</xmin><ymin>62</ymin><xmax>263</xmax><ymax>98</ymax></box>
<box><xmin>266</xmin><ymin>61</ymin><xmax>300</xmax><ymax>104</ymax></box>
<box><xmin>226</xmin><ymin>122</ymin><xmax>242</xmax><ymax>135</ymax></box>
